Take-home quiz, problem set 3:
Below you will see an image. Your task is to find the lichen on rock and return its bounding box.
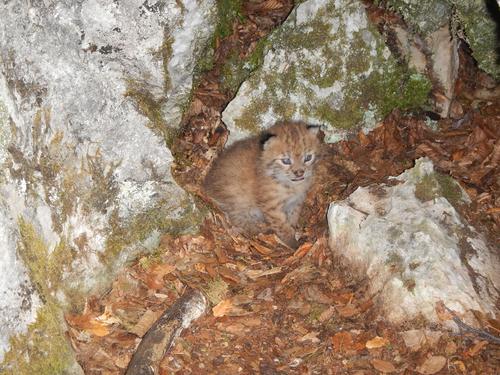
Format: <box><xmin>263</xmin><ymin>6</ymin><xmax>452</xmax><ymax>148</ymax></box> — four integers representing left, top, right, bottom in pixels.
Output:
<box><xmin>328</xmin><ymin>158</ymin><xmax>500</xmax><ymax>327</ymax></box>
<box><xmin>222</xmin><ymin>0</ymin><xmax>431</xmax><ymax>143</ymax></box>
<box><xmin>378</xmin><ymin>0</ymin><xmax>500</xmax><ymax>80</ymax></box>
<box><xmin>0</xmin><ymin>0</ymin><xmax>216</xmax><ymax>370</ymax></box>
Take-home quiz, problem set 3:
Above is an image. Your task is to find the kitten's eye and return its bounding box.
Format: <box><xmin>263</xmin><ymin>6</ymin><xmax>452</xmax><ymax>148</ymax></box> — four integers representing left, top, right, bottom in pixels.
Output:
<box><xmin>304</xmin><ymin>154</ymin><xmax>313</xmax><ymax>162</ymax></box>
<box><xmin>281</xmin><ymin>158</ymin><xmax>292</xmax><ymax>165</ymax></box>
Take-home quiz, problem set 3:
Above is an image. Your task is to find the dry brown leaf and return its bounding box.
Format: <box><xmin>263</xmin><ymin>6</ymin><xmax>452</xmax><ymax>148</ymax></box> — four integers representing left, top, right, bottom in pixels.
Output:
<box><xmin>213</xmin><ymin>299</ymin><xmax>233</xmax><ymax>317</ymax></box>
<box><xmin>451</xmin><ymin>360</ymin><xmax>466</xmax><ymax>373</ymax></box>
<box><xmin>260</xmin><ymin>0</ymin><xmax>285</xmax><ymax>10</ymax></box>
<box><xmin>465</xmin><ymin>340</ymin><xmax>488</xmax><ymax>357</ymax></box>
<box><xmin>304</xmin><ymin>284</ymin><xmax>333</xmax><ymax>304</ymax></box>
<box><xmin>96</xmin><ymin>305</ymin><xmax>121</xmax><ymax>326</ymax></box>
<box><xmin>283</xmin><ymin>242</ymin><xmax>313</xmax><ymax>265</ymax></box>
<box><xmin>250</xmin><ymin>241</ymin><xmax>273</xmax><ymax>256</ymax></box>
<box><xmin>246</xmin><ymin>266</ymin><xmax>282</xmax><ymax>280</ymax></box>
<box><xmin>318</xmin><ymin>306</ymin><xmax>336</xmax><ymax>322</ymax></box>
<box><xmin>371</xmin><ymin>358</ymin><xmax>396</xmax><ymax>373</ymax></box>
<box><xmin>66</xmin><ymin>313</ymin><xmax>111</xmax><ymax>337</ymax></box>
<box><xmin>445</xmin><ymin>341</ymin><xmax>457</xmax><ymax>355</ymax></box>
<box><xmin>435</xmin><ymin>301</ymin><xmax>453</xmax><ymax>321</ymax></box>
<box><xmin>142</xmin><ymin>263</ymin><xmax>176</xmax><ymax>289</ymax></box>
<box><xmin>299</xmin><ymin>331</ymin><xmax>320</xmax><ymax>343</ymax></box>
<box><xmin>218</xmin><ymin>265</ymin><xmax>241</xmax><ymax>283</ymax></box>
<box><xmin>337</xmin><ymin>304</ymin><xmax>359</xmax><ymax>318</ymax></box>
<box><xmin>129</xmin><ymin>309</ymin><xmax>163</xmax><ymax>337</ymax></box>
<box><xmin>217</xmin><ymin>322</ymin><xmax>246</xmax><ymax>335</ymax></box>
<box><xmin>332</xmin><ymin>331</ymin><xmax>353</xmax><ymax>352</ymax></box>
<box><xmin>416</xmin><ymin>356</ymin><xmax>447</xmax><ymax>375</ymax></box>
<box><xmin>366</xmin><ymin>336</ymin><xmax>390</xmax><ymax>349</ymax></box>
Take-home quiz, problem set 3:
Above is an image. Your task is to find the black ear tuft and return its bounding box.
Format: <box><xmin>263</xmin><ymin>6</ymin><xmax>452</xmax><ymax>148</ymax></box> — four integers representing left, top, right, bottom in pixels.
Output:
<box><xmin>306</xmin><ymin>125</ymin><xmax>320</xmax><ymax>134</ymax></box>
<box><xmin>259</xmin><ymin>132</ymin><xmax>276</xmax><ymax>149</ymax></box>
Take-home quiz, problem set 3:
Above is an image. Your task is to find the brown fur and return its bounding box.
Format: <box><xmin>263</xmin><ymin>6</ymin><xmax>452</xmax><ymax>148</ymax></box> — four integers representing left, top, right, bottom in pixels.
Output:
<box><xmin>203</xmin><ymin>121</ymin><xmax>321</xmax><ymax>248</ymax></box>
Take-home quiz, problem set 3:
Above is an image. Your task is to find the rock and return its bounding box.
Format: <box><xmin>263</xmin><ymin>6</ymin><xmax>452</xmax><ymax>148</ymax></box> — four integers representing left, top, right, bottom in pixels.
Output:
<box><xmin>381</xmin><ymin>0</ymin><xmax>500</xmax><ymax>80</ymax></box>
<box><xmin>222</xmin><ymin>0</ymin><xmax>431</xmax><ymax>144</ymax></box>
<box><xmin>0</xmin><ymin>0</ymin><xmax>215</xmax><ymax>368</ymax></box>
<box><xmin>425</xmin><ymin>26</ymin><xmax>459</xmax><ymax>117</ymax></box>
<box><xmin>328</xmin><ymin>158</ymin><xmax>500</xmax><ymax>327</ymax></box>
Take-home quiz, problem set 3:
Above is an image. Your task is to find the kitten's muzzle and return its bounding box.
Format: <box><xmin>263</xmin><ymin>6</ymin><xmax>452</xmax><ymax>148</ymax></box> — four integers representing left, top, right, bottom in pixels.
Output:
<box><xmin>293</xmin><ymin>169</ymin><xmax>304</xmax><ymax>177</ymax></box>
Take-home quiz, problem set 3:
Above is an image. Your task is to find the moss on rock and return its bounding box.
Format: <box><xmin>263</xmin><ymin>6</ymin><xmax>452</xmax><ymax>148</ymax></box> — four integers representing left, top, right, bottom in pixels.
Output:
<box><xmin>104</xmin><ymin>196</ymin><xmax>207</xmax><ymax>263</ymax></box>
<box><xmin>414</xmin><ymin>172</ymin><xmax>464</xmax><ymax>209</ymax></box>
<box><xmin>0</xmin><ymin>220</ymin><xmax>79</xmax><ymax>374</ymax></box>
<box><xmin>378</xmin><ymin>0</ymin><xmax>500</xmax><ymax>80</ymax></box>
<box><xmin>223</xmin><ymin>0</ymin><xmax>432</xmax><ymax>142</ymax></box>
<box><xmin>0</xmin><ymin>302</ymin><xmax>77</xmax><ymax>375</ymax></box>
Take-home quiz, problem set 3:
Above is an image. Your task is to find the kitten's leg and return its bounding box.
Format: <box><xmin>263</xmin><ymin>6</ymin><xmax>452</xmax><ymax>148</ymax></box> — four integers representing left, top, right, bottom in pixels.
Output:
<box><xmin>264</xmin><ymin>208</ymin><xmax>298</xmax><ymax>248</ymax></box>
<box><xmin>287</xmin><ymin>201</ymin><xmax>303</xmax><ymax>229</ymax></box>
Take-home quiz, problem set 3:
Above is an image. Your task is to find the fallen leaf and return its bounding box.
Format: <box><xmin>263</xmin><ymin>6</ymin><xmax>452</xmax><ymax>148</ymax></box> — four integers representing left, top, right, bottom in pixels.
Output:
<box><xmin>304</xmin><ymin>284</ymin><xmax>333</xmax><ymax>304</ymax></box>
<box><xmin>318</xmin><ymin>306</ymin><xmax>336</xmax><ymax>322</ymax></box>
<box><xmin>217</xmin><ymin>322</ymin><xmax>246</xmax><ymax>335</ymax></box>
<box><xmin>332</xmin><ymin>331</ymin><xmax>353</xmax><ymax>352</ymax></box>
<box><xmin>400</xmin><ymin>330</ymin><xmax>441</xmax><ymax>351</ymax></box>
<box><xmin>246</xmin><ymin>266</ymin><xmax>282</xmax><ymax>280</ymax></box>
<box><xmin>299</xmin><ymin>331</ymin><xmax>320</xmax><ymax>343</ymax></box>
<box><xmin>142</xmin><ymin>263</ymin><xmax>176</xmax><ymax>289</ymax></box>
<box><xmin>66</xmin><ymin>313</ymin><xmax>111</xmax><ymax>337</ymax></box>
<box><xmin>451</xmin><ymin>360</ymin><xmax>466</xmax><ymax>373</ymax></box>
<box><xmin>445</xmin><ymin>341</ymin><xmax>457</xmax><ymax>355</ymax></box>
<box><xmin>371</xmin><ymin>358</ymin><xmax>396</xmax><ymax>373</ymax></box>
<box><xmin>336</xmin><ymin>304</ymin><xmax>359</xmax><ymax>318</ymax></box>
<box><xmin>213</xmin><ymin>299</ymin><xmax>233</xmax><ymax>317</ymax></box>
<box><xmin>416</xmin><ymin>356</ymin><xmax>447</xmax><ymax>374</ymax></box>
<box><xmin>96</xmin><ymin>305</ymin><xmax>121</xmax><ymax>325</ymax></box>
<box><xmin>465</xmin><ymin>340</ymin><xmax>488</xmax><ymax>357</ymax></box>
<box><xmin>366</xmin><ymin>336</ymin><xmax>390</xmax><ymax>349</ymax></box>
<box><xmin>218</xmin><ymin>265</ymin><xmax>241</xmax><ymax>283</ymax></box>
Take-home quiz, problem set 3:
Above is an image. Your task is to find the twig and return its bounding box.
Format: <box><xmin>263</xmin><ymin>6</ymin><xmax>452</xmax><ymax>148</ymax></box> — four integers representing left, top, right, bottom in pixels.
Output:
<box><xmin>445</xmin><ymin>306</ymin><xmax>500</xmax><ymax>345</ymax></box>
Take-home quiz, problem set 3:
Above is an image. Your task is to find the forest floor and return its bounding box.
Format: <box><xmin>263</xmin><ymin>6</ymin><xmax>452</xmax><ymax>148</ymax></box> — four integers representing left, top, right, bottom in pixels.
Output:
<box><xmin>67</xmin><ymin>1</ymin><xmax>499</xmax><ymax>374</ymax></box>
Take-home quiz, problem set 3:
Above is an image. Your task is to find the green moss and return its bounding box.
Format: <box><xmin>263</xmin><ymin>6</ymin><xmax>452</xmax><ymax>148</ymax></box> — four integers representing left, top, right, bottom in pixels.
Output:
<box><xmin>453</xmin><ymin>1</ymin><xmax>500</xmax><ymax>80</ymax></box>
<box><xmin>0</xmin><ymin>302</ymin><xmax>76</xmax><ymax>375</ymax></box>
<box><xmin>233</xmin><ymin>93</ymin><xmax>271</xmax><ymax>133</ymax></box>
<box><xmin>154</xmin><ymin>27</ymin><xmax>174</xmax><ymax>92</ymax></box>
<box><xmin>214</xmin><ymin>0</ymin><xmax>244</xmax><ymax>40</ymax></box>
<box><xmin>124</xmin><ymin>80</ymin><xmax>179</xmax><ymax>147</ymax></box>
<box><xmin>220</xmin><ymin>37</ymin><xmax>270</xmax><ymax>95</ymax></box>
<box><xmin>104</xmin><ymin>197</ymin><xmax>206</xmax><ymax>262</ymax></box>
<box><xmin>0</xmin><ymin>220</ymin><xmax>79</xmax><ymax>374</ymax></box>
<box><xmin>230</xmin><ymin>0</ymin><xmax>432</xmax><ymax>137</ymax></box>
<box><xmin>385</xmin><ymin>251</ymin><xmax>405</xmax><ymax>274</ymax></box>
<box><xmin>18</xmin><ymin>219</ymin><xmax>64</xmax><ymax>297</ymax></box>
<box><xmin>377</xmin><ymin>0</ymin><xmax>499</xmax><ymax>79</ymax></box>
<box><xmin>414</xmin><ymin>172</ymin><xmax>464</xmax><ymax>208</ymax></box>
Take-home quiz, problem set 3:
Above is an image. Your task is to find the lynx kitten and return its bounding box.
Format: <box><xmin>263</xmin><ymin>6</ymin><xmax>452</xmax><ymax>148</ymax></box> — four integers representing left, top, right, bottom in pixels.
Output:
<box><xmin>203</xmin><ymin>121</ymin><xmax>321</xmax><ymax>248</ymax></box>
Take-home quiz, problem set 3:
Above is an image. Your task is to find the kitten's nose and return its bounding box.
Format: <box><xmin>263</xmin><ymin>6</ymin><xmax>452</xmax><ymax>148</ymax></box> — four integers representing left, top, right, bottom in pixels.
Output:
<box><xmin>294</xmin><ymin>169</ymin><xmax>304</xmax><ymax>177</ymax></box>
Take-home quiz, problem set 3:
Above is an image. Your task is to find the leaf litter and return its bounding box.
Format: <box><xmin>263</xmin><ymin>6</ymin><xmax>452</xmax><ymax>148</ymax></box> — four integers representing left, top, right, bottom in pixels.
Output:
<box><xmin>68</xmin><ymin>1</ymin><xmax>500</xmax><ymax>374</ymax></box>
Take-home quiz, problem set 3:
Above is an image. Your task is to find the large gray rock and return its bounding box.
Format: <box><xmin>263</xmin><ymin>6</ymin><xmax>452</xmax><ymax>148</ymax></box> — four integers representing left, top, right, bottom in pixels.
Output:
<box><xmin>222</xmin><ymin>0</ymin><xmax>431</xmax><ymax>144</ymax></box>
<box><xmin>0</xmin><ymin>0</ymin><xmax>215</xmax><ymax>368</ymax></box>
<box><xmin>328</xmin><ymin>158</ymin><xmax>500</xmax><ymax>327</ymax></box>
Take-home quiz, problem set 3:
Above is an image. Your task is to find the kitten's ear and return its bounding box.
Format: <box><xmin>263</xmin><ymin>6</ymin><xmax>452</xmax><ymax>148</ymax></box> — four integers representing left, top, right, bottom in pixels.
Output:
<box><xmin>306</xmin><ymin>124</ymin><xmax>321</xmax><ymax>135</ymax></box>
<box><xmin>260</xmin><ymin>132</ymin><xmax>276</xmax><ymax>150</ymax></box>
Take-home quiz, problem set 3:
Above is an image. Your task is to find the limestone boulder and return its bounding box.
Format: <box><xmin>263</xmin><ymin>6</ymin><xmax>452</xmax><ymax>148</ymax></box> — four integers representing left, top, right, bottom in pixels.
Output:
<box><xmin>328</xmin><ymin>158</ymin><xmax>500</xmax><ymax>327</ymax></box>
<box><xmin>0</xmin><ymin>0</ymin><xmax>215</xmax><ymax>369</ymax></box>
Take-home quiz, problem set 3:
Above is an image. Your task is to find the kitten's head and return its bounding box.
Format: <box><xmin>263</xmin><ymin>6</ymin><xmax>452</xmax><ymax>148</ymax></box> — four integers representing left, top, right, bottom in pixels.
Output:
<box><xmin>259</xmin><ymin>121</ymin><xmax>321</xmax><ymax>186</ymax></box>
